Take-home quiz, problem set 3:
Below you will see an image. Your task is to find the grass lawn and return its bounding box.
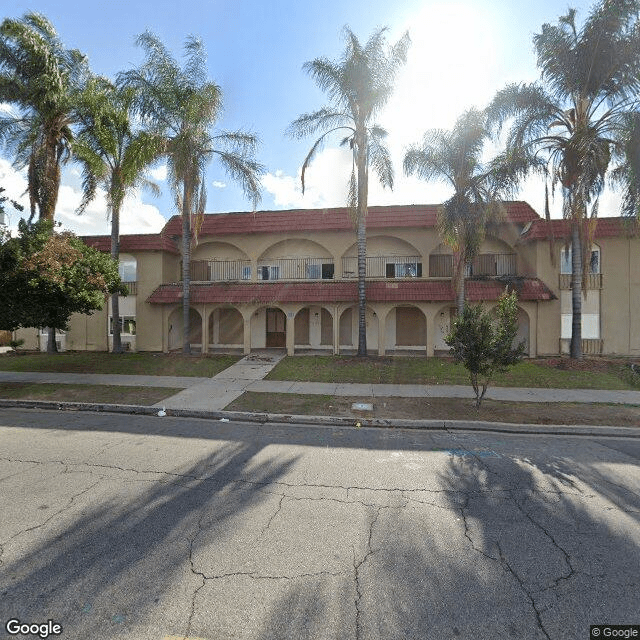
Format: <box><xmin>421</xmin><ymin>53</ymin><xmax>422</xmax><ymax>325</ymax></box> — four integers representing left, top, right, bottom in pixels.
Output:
<box><xmin>0</xmin><ymin>352</ymin><xmax>241</xmax><ymax>377</ymax></box>
<box><xmin>226</xmin><ymin>392</ymin><xmax>640</xmax><ymax>427</ymax></box>
<box><xmin>0</xmin><ymin>382</ymin><xmax>183</xmax><ymax>405</ymax></box>
<box><xmin>266</xmin><ymin>355</ymin><xmax>640</xmax><ymax>390</ymax></box>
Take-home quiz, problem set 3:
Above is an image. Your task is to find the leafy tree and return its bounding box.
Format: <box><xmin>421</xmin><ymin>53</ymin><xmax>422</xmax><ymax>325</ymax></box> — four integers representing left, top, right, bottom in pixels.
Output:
<box><xmin>288</xmin><ymin>27</ymin><xmax>410</xmax><ymax>356</ymax></box>
<box><xmin>404</xmin><ymin>109</ymin><xmax>515</xmax><ymax>314</ymax></box>
<box><xmin>0</xmin><ymin>12</ymin><xmax>89</xmax><ymax>351</ymax></box>
<box><xmin>486</xmin><ymin>0</ymin><xmax>640</xmax><ymax>358</ymax></box>
<box><xmin>445</xmin><ymin>290</ymin><xmax>525</xmax><ymax>408</ymax></box>
<box><xmin>0</xmin><ymin>219</ymin><xmax>125</xmax><ymax>336</ymax></box>
<box><xmin>74</xmin><ymin>77</ymin><xmax>163</xmax><ymax>352</ymax></box>
<box><xmin>119</xmin><ymin>32</ymin><xmax>264</xmax><ymax>354</ymax></box>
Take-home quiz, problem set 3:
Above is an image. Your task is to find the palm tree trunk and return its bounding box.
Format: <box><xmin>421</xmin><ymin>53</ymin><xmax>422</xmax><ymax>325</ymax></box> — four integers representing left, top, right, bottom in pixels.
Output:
<box><xmin>182</xmin><ymin>180</ymin><xmax>192</xmax><ymax>355</ymax></box>
<box><xmin>454</xmin><ymin>251</ymin><xmax>465</xmax><ymax>315</ymax></box>
<box><xmin>356</xmin><ymin>127</ymin><xmax>368</xmax><ymax>357</ymax></box>
<box><xmin>570</xmin><ymin>223</ymin><xmax>583</xmax><ymax>359</ymax></box>
<box><xmin>111</xmin><ymin>203</ymin><xmax>122</xmax><ymax>354</ymax></box>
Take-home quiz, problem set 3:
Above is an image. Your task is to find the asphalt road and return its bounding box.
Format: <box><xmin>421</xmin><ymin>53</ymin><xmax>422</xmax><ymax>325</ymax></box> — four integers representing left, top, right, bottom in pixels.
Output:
<box><xmin>0</xmin><ymin>408</ymin><xmax>639</xmax><ymax>640</ymax></box>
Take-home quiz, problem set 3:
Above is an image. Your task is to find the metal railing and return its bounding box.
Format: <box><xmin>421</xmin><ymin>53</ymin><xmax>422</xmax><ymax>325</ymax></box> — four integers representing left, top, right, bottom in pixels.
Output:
<box><xmin>559</xmin><ymin>273</ymin><xmax>603</xmax><ymax>289</ymax></box>
<box><xmin>122</xmin><ymin>281</ymin><xmax>137</xmax><ymax>296</ymax></box>
<box><xmin>429</xmin><ymin>253</ymin><xmax>517</xmax><ymax>277</ymax></box>
<box><xmin>188</xmin><ymin>260</ymin><xmax>251</xmax><ymax>282</ymax></box>
<box><xmin>341</xmin><ymin>256</ymin><xmax>422</xmax><ymax>278</ymax></box>
<box><xmin>257</xmin><ymin>257</ymin><xmax>334</xmax><ymax>280</ymax></box>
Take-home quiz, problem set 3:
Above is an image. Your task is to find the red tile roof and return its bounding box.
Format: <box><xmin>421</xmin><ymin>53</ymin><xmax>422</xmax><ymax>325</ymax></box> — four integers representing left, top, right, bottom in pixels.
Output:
<box><xmin>147</xmin><ymin>278</ymin><xmax>555</xmax><ymax>305</ymax></box>
<box><xmin>160</xmin><ymin>201</ymin><xmax>540</xmax><ymax>237</ymax></box>
<box><xmin>520</xmin><ymin>217</ymin><xmax>640</xmax><ymax>241</ymax></box>
<box><xmin>82</xmin><ymin>234</ymin><xmax>179</xmax><ymax>254</ymax></box>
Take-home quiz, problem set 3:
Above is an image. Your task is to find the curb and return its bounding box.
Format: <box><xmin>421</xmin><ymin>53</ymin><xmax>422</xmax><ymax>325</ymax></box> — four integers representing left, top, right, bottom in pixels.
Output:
<box><xmin>1</xmin><ymin>398</ymin><xmax>638</xmax><ymax>438</ymax></box>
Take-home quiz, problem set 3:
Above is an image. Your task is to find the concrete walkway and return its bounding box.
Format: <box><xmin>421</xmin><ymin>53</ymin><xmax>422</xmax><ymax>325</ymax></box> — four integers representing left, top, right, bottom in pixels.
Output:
<box><xmin>155</xmin><ymin>351</ymin><xmax>287</xmax><ymax>411</ymax></box>
<box><xmin>2</xmin><ymin>361</ymin><xmax>640</xmax><ymax>407</ymax></box>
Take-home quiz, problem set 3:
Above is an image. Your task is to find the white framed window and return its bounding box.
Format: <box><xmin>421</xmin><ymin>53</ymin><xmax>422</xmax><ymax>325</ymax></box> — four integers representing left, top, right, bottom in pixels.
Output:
<box><xmin>560</xmin><ymin>246</ymin><xmax>600</xmax><ymax>274</ymax></box>
<box><xmin>306</xmin><ymin>264</ymin><xmax>321</xmax><ymax>279</ymax></box>
<box><xmin>118</xmin><ymin>255</ymin><xmax>137</xmax><ymax>282</ymax></box>
<box><xmin>242</xmin><ymin>265</ymin><xmax>251</xmax><ymax>280</ymax></box>
<box><xmin>110</xmin><ymin>316</ymin><xmax>136</xmax><ymax>335</ymax></box>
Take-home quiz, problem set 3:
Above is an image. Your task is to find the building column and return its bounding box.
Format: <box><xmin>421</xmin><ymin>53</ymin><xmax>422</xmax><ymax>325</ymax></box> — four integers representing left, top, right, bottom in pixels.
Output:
<box><xmin>333</xmin><ymin>305</ymin><xmax>340</xmax><ymax>355</ymax></box>
<box><xmin>377</xmin><ymin>309</ymin><xmax>387</xmax><ymax>357</ymax></box>
<box><xmin>286</xmin><ymin>310</ymin><xmax>295</xmax><ymax>356</ymax></box>
<box><xmin>243</xmin><ymin>309</ymin><xmax>252</xmax><ymax>355</ymax></box>
<box><xmin>201</xmin><ymin>306</ymin><xmax>208</xmax><ymax>353</ymax></box>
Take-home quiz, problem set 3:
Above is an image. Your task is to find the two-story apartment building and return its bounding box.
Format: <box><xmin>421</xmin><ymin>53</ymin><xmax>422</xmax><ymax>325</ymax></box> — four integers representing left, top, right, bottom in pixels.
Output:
<box><xmin>15</xmin><ymin>201</ymin><xmax>640</xmax><ymax>357</ymax></box>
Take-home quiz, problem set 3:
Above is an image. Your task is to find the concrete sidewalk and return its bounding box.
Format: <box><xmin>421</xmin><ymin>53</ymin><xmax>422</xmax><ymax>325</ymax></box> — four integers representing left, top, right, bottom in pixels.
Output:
<box><xmin>2</xmin><ymin>362</ymin><xmax>640</xmax><ymax>407</ymax></box>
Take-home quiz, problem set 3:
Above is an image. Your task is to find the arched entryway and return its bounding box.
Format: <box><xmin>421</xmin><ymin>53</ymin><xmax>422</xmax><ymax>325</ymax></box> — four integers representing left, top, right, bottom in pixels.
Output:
<box><xmin>390</xmin><ymin>305</ymin><xmax>427</xmax><ymax>351</ymax></box>
<box><xmin>168</xmin><ymin>307</ymin><xmax>202</xmax><ymax>351</ymax></box>
<box><xmin>208</xmin><ymin>307</ymin><xmax>244</xmax><ymax>349</ymax></box>
<box><xmin>266</xmin><ymin>307</ymin><xmax>286</xmax><ymax>347</ymax></box>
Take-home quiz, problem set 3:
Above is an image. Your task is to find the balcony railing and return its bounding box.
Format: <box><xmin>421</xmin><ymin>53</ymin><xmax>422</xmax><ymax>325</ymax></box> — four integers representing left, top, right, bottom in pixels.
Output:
<box><xmin>122</xmin><ymin>281</ymin><xmax>137</xmax><ymax>296</ymax></box>
<box><xmin>257</xmin><ymin>257</ymin><xmax>334</xmax><ymax>280</ymax></box>
<box><xmin>559</xmin><ymin>273</ymin><xmax>603</xmax><ymax>289</ymax></box>
<box><xmin>188</xmin><ymin>260</ymin><xmax>251</xmax><ymax>282</ymax></box>
<box><xmin>341</xmin><ymin>256</ymin><xmax>422</xmax><ymax>279</ymax></box>
<box><xmin>429</xmin><ymin>253</ymin><xmax>517</xmax><ymax>278</ymax></box>
<box><xmin>560</xmin><ymin>338</ymin><xmax>603</xmax><ymax>355</ymax></box>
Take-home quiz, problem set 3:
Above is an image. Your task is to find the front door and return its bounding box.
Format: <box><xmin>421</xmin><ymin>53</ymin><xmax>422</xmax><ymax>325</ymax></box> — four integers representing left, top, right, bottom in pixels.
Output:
<box><xmin>266</xmin><ymin>308</ymin><xmax>286</xmax><ymax>348</ymax></box>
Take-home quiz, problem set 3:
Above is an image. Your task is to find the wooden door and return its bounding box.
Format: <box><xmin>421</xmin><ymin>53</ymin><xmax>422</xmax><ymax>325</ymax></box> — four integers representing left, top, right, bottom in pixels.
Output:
<box><xmin>266</xmin><ymin>308</ymin><xmax>286</xmax><ymax>347</ymax></box>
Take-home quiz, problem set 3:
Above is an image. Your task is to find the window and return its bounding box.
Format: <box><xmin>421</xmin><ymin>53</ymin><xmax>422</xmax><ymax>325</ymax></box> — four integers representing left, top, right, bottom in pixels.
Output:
<box><xmin>321</xmin><ymin>263</ymin><xmax>334</xmax><ymax>279</ymax></box>
<box><xmin>560</xmin><ymin>246</ymin><xmax>600</xmax><ymax>274</ymax></box>
<box><xmin>110</xmin><ymin>316</ymin><xmax>136</xmax><ymax>335</ymax></box>
<box><xmin>387</xmin><ymin>262</ymin><xmax>422</xmax><ymax>278</ymax></box>
<box><xmin>259</xmin><ymin>266</ymin><xmax>279</xmax><ymax>280</ymax></box>
<box><xmin>119</xmin><ymin>256</ymin><xmax>137</xmax><ymax>282</ymax></box>
<box><xmin>306</xmin><ymin>264</ymin><xmax>321</xmax><ymax>279</ymax></box>
<box><xmin>242</xmin><ymin>265</ymin><xmax>251</xmax><ymax>280</ymax></box>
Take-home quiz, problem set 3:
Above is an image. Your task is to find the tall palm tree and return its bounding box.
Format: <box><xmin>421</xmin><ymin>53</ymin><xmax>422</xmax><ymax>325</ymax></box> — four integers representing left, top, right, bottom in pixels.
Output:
<box><xmin>404</xmin><ymin>108</ymin><xmax>512</xmax><ymax>314</ymax></box>
<box><xmin>288</xmin><ymin>27</ymin><xmax>410</xmax><ymax>356</ymax></box>
<box><xmin>74</xmin><ymin>77</ymin><xmax>163</xmax><ymax>353</ymax></box>
<box><xmin>119</xmin><ymin>32</ymin><xmax>263</xmax><ymax>354</ymax></box>
<box><xmin>0</xmin><ymin>12</ymin><xmax>88</xmax><ymax>352</ymax></box>
<box><xmin>486</xmin><ymin>0</ymin><xmax>640</xmax><ymax>358</ymax></box>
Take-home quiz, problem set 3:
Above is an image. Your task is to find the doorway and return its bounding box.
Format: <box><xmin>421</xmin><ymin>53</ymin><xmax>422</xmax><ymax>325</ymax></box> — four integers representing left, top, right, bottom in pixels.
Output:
<box><xmin>266</xmin><ymin>308</ymin><xmax>286</xmax><ymax>348</ymax></box>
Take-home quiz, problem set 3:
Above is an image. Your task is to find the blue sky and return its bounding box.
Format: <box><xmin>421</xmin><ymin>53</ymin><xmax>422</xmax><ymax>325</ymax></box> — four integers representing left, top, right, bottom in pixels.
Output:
<box><xmin>1</xmin><ymin>0</ymin><xmax>617</xmax><ymax>235</ymax></box>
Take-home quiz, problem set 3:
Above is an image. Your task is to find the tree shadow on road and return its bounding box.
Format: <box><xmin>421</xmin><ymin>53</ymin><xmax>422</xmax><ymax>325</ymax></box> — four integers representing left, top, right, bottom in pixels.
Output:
<box><xmin>0</xmin><ymin>440</ymin><xmax>298</xmax><ymax>639</ymax></box>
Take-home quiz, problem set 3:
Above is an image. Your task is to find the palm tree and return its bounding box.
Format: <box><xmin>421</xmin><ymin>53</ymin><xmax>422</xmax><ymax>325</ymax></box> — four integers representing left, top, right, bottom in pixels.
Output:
<box><xmin>74</xmin><ymin>77</ymin><xmax>163</xmax><ymax>353</ymax></box>
<box><xmin>0</xmin><ymin>12</ymin><xmax>88</xmax><ymax>352</ymax></box>
<box><xmin>486</xmin><ymin>0</ymin><xmax>640</xmax><ymax>358</ymax></box>
<box><xmin>119</xmin><ymin>32</ymin><xmax>264</xmax><ymax>354</ymax></box>
<box><xmin>288</xmin><ymin>27</ymin><xmax>410</xmax><ymax>356</ymax></box>
<box><xmin>404</xmin><ymin>108</ymin><xmax>510</xmax><ymax>314</ymax></box>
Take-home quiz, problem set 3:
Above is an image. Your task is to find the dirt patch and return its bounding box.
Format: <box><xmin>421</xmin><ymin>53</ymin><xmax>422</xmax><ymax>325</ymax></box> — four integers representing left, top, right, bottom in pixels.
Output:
<box><xmin>226</xmin><ymin>392</ymin><xmax>640</xmax><ymax>427</ymax></box>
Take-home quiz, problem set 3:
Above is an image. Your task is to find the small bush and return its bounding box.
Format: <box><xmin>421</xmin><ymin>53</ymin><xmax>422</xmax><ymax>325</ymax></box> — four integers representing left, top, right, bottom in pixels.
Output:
<box><xmin>446</xmin><ymin>291</ymin><xmax>525</xmax><ymax>407</ymax></box>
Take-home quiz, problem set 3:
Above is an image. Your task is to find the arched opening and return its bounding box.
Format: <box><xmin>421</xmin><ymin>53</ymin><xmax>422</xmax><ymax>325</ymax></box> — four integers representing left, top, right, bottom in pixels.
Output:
<box><xmin>208</xmin><ymin>307</ymin><xmax>244</xmax><ymax>349</ymax></box>
<box><xmin>390</xmin><ymin>306</ymin><xmax>427</xmax><ymax>351</ymax></box>
<box><xmin>168</xmin><ymin>307</ymin><xmax>202</xmax><ymax>351</ymax></box>
<box><xmin>266</xmin><ymin>307</ymin><xmax>286</xmax><ymax>348</ymax></box>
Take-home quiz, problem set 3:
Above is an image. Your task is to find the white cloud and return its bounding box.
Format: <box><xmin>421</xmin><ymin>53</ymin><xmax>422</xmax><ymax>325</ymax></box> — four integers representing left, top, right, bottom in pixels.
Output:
<box><xmin>0</xmin><ymin>157</ymin><xmax>166</xmax><ymax>236</ymax></box>
<box><xmin>212</xmin><ymin>180</ymin><xmax>227</xmax><ymax>189</ymax></box>
<box><xmin>149</xmin><ymin>164</ymin><xmax>167</xmax><ymax>181</ymax></box>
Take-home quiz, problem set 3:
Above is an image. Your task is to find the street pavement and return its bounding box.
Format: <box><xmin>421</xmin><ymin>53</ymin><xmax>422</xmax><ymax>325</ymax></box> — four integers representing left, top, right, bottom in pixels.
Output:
<box><xmin>0</xmin><ymin>408</ymin><xmax>639</xmax><ymax>639</ymax></box>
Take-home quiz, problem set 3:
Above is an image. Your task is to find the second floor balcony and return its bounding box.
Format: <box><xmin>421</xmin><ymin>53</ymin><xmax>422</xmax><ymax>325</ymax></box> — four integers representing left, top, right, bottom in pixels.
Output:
<box><xmin>429</xmin><ymin>253</ymin><xmax>517</xmax><ymax>278</ymax></box>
